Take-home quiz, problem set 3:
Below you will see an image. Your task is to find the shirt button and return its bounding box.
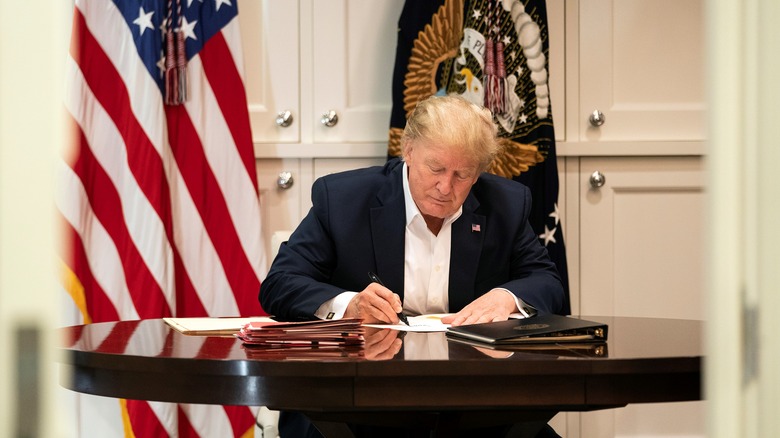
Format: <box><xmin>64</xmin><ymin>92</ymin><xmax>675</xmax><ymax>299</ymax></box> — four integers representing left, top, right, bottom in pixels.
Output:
<box><xmin>434</xmin><ymin>265</ymin><xmax>441</xmax><ymax>272</ymax></box>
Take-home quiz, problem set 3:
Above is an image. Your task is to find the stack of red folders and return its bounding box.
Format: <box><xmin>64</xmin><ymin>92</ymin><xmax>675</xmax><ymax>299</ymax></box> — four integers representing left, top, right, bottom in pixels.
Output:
<box><xmin>237</xmin><ymin>318</ymin><xmax>365</xmax><ymax>351</ymax></box>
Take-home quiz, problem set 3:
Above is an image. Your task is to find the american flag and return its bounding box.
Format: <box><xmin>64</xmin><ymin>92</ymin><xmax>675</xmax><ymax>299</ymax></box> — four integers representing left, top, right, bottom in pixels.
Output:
<box><xmin>58</xmin><ymin>0</ymin><xmax>266</xmax><ymax>436</ymax></box>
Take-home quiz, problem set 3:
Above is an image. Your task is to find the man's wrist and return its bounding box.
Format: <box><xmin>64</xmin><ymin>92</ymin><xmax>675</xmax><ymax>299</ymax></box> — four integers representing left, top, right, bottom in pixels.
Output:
<box><xmin>494</xmin><ymin>288</ymin><xmax>529</xmax><ymax>317</ymax></box>
<box><xmin>314</xmin><ymin>291</ymin><xmax>359</xmax><ymax>319</ymax></box>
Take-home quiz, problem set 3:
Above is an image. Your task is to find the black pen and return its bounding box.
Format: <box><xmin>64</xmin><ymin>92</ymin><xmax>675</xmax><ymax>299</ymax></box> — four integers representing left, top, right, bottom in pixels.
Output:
<box><xmin>367</xmin><ymin>271</ymin><xmax>409</xmax><ymax>326</ymax></box>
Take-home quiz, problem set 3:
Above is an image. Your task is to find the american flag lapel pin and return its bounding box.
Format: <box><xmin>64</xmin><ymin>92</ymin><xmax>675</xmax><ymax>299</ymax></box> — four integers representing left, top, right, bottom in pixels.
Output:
<box><xmin>471</xmin><ymin>224</ymin><xmax>481</xmax><ymax>233</ymax></box>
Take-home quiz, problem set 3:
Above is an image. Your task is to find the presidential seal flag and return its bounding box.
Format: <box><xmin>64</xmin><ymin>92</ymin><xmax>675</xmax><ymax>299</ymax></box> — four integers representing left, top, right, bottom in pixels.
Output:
<box><xmin>389</xmin><ymin>0</ymin><xmax>570</xmax><ymax>314</ymax></box>
<box><xmin>59</xmin><ymin>0</ymin><xmax>266</xmax><ymax>436</ymax></box>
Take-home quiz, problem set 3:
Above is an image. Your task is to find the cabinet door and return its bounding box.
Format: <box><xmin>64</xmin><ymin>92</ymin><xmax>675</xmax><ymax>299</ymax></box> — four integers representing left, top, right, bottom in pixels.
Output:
<box><xmin>578</xmin><ymin>156</ymin><xmax>705</xmax><ymax>438</ymax></box>
<box><xmin>578</xmin><ymin>0</ymin><xmax>705</xmax><ymax>141</ymax></box>
<box><xmin>313</xmin><ymin>158</ymin><xmax>386</xmax><ymax>179</ymax></box>
<box><xmin>239</xmin><ymin>1</ymin><xmax>300</xmax><ymax>143</ymax></box>
<box><xmin>311</xmin><ymin>0</ymin><xmax>404</xmax><ymax>143</ymax></box>
<box><xmin>302</xmin><ymin>157</ymin><xmax>386</xmax><ymax>213</ymax></box>
<box><xmin>579</xmin><ymin>156</ymin><xmax>705</xmax><ymax>320</ymax></box>
<box><xmin>256</xmin><ymin>159</ymin><xmax>302</xmax><ymax>272</ymax></box>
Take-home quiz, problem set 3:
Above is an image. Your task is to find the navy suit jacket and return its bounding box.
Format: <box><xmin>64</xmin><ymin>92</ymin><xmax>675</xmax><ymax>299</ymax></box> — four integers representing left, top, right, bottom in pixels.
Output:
<box><xmin>260</xmin><ymin>159</ymin><xmax>565</xmax><ymax>320</ymax></box>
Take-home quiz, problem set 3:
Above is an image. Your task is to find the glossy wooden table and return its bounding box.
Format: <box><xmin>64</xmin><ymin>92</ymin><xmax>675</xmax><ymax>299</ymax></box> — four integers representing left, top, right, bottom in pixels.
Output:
<box><xmin>59</xmin><ymin>316</ymin><xmax>702</xmax><ymax>435</ymax></box>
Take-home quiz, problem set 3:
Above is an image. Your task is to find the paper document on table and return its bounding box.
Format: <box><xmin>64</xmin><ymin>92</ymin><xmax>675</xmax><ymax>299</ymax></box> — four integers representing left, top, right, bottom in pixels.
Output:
<box><xmin>364</xmin><ymin>314</ymin><xmax>451</xmax><ymax>332</ymax></box>
<box><xmin>164</xmin><ymin>317</ymin><xmax>275</xmax><ymax>335</ymax></box>
<box><xmin>364</xmin><ymin>312</ymin><xmax>530</xmax><ymax>332</ymax></box>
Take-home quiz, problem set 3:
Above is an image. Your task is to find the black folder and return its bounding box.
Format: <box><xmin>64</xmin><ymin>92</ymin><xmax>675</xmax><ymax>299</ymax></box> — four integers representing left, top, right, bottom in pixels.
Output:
<box><xmin>446</xmin><ymin>314</ymin><xmax>608</xmax><ymax>345</ymax></box>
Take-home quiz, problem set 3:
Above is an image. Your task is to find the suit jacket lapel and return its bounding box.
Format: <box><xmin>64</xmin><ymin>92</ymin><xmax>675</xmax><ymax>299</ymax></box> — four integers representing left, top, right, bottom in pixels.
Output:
<box><xmin>370</xmin><ymin>164</ymin><xmax>406</xmax><ymax>298</ymax></box>
<box><xmin>449</xmin><ymin>193</ymin><xmax>485</xmax><ymax>311</ymax></box>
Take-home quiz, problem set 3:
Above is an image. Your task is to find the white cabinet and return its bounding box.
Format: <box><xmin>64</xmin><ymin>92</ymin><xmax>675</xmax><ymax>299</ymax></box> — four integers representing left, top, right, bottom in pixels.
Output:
<box><xmin>572</xmin><ymin>156</ymin><xmax>706</xmax><ymax>438</ymax></box>
<box><xmin>255</xmin><ymin>157</ymin><xmax>385</xmax><ymax>270</ymax></box>
<box><xmin>572</xmin><ymin>0</ymin><xmax>706</xmax><ymax>145</ymax></box>
<box><xmin>313</xmin><ymin>158</ymin><xmax>386</xmax><ymax>181</ymax></box>
<box><xmin>564</xmin><ymin>7</ymin><xmax>707</xmax><ymax>433</ymax></box>
<box><xmin>311</xmin><ymin>0</ymin><xmax>403</xmax><ymax>144</ymax></box>
<box><xmin>577</xmin><ymin>156</ymin><xmax>705</xmax><ymax>319</ymax></box>
<box><xmin>242</xmin><ymin>0</ymin><xmax>402</xmax><ymax>262</ymax></box>
<box><xmin>240</xmin><ymin>0</ymin><xmax>403</xmax><ymax>150</ymax></box>
<box><xmin>239</xmin><ymin>1</ymin><xmax>300</xmax><ymax>144</ymax></box>
<box><xmin>256</xmin><ymin>159</ymin><xmax>303</xmax><ymax>272</ymax></box>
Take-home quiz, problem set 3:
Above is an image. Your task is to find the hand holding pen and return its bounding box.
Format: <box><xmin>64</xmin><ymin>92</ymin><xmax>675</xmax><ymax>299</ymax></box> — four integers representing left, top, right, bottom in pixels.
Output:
<box><xmin>367</xmin><ymin>272</ymin><xmax>409</xmax><ymax>326</ymax></box>
<box><xmin>342</xmin><ymin>273</ymin><xmax>408</xmax><ymax>325</ymax></box>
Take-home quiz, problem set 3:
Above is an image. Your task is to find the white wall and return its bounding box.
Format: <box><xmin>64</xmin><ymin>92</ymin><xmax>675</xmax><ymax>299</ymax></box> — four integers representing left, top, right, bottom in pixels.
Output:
<box><xmin>706</xmin><ymin>0</ymin><xmax>780</xmax><ymax>436</ymax></box>
<box><xmin>0</xmin><ymin>1</ymin><xmax>72</xmax><ymax>437</ymax></box>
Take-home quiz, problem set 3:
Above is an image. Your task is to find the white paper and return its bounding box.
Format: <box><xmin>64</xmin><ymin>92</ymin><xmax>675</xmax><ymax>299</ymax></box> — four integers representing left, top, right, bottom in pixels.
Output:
<box><xmin>163</xmin><ymin>316</ymin><xmax>275</xmax><ymax>335</ymax></box>
<box><xmin>363</xmin><ymin>312</ymin><xmax>529</xmax><ymax>332</ymax></box>
<box><xmin>364</xmin><ymin>314</ymin><xmax>452</xmax><ymax>332</ymax></box>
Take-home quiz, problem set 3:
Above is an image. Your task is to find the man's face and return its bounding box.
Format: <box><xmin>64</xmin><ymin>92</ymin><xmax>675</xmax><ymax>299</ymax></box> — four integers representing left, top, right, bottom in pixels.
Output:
<box><xmin>404</xmin><ymin>141</ymin><xmax>479</xmax><ymax>219</ymax></box>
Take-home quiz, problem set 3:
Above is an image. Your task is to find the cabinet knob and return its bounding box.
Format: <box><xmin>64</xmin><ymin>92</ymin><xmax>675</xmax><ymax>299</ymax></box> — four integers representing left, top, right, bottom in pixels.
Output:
<box><xmin>588</xmin><ymin>110</ymin><xmax>606</xmax><ymax>127</ymax></box>
<box><xmin>276</xmin><ymin>110</ymin><xmax>294</xmax><ymax>128</ymax></box>
<box><xmin>277</xmin><ymin>171</ymin><xmax>294</xmax><ymax>190</ymax></box>
<box><xmin>320</xmin><ymin>110</ymin><xmax>339</xmax><ymax>127</ymax></box>
<box><xmin>589</xmin><ymin>171</ymin><xmax>606</xmax><ymax>189</ymax></box>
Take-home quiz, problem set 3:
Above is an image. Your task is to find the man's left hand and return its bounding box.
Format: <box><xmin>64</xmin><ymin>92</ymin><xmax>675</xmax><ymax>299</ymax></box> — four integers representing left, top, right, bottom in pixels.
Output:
<box><xmin>441</xmin><ymin>289</ymin><xmax>517</xmax><ymax>326</ymax></box>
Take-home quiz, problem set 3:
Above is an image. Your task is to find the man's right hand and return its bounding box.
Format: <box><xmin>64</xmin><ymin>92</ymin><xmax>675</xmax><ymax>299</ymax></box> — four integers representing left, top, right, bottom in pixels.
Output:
<box><xmin>344</xmin><ymin>282</ymin><xmax>403</xmax><ymax>324</ymax></box>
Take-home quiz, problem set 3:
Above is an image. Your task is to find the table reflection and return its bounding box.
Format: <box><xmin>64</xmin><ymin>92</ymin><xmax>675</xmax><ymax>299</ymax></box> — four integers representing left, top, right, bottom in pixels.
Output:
<box><xmin>60</xmin><ymin>317</ymin><xmax>703</xmax><ymax>410</ymax></box>
<box><xmin>61</xmin><ymin>316</ymin><xmax>703</xmax><ymax>363</ymax></box>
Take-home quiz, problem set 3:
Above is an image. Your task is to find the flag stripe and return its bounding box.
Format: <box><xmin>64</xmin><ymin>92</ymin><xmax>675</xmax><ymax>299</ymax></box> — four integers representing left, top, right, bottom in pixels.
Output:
<box><xmin>60</xmin><ymin>221</ymin><xmax>119</xmax><ymax>322</ymax></box>
<box><xmin>168</xmin><ymin>161</ymin><xmax>241</xmax><ymax>316</ymax></box>
<box><xmin>64</xmin><ymin>64</ymin><xmax>177</xmax><ymax>313</ymax></box>
<box><xmin>181</xmin><ymin>404</ymin><xmax>235</xmax><ymax>438</ymax></box>
<box><xmin>127</xmin><ymin>400</ymin><xmax>170</xmax><ymax>438</ymax></box>
<box><xmin>187</xmin><ymin>49</ymin><xmax>265</xmax><ymax>283</ymax></box>
<box><xmin>69</xmin><ymin>7</ymin><xmax>179</xmax><ymax>316</ymax></box>
<box><xmin>173</xmin><ymin>246</ymin><xmax>209</xmax><ymax>317</ymax></box>
<box><xmin>198</xmin><ymin>31</ymin><xmax>266</xmax><ymax>287</ymax></box>
<box><xmin>57</xmin><ymin>162</ymin><xmax>140</xmax><ymax>321</ymax></box>
<box><xmin>220</xmin><ymin>17</ymin><xmax>247</xmax><ymax>85</ymax></box>
<box><xmin>67</xmin><ymin>119</ymin><xmax>170</xmax><ymax>319</ymax></box>
<box><xmin>165</xmin><ymin>105</ymin><xmax>260</xmax><ymax>313</ymax></box>
<box><xmin>225</xmin><ymin>405</ymin><xmax>257</xmax><ymax>438</ymax></box>
<box><xmin>80</xmin><ymin>0</ymin><xmax>168</xmax><ymax>155</ymax></box>
<box><xmin>199</xmin><ymin>30</ymin><xmax>258</xmax><ymax>193</ymax></box>
<box><xmin>64</xmin><ymin>75</ymin><xmax>172</xmax><ymax>319</ymax></box>
<box><xmin>177</xmin><ymin>405</ymin><xmax>201</xmax><ymax>438</ymax></box>
<box><xmin>70</xmin><ymin>8</ymin><xmax>171</xmax><ymax>225</ymax></box>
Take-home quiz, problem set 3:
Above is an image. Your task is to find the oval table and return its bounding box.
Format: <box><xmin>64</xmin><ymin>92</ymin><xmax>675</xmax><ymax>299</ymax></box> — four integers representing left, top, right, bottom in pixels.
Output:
<box><xmin>58</xmin><ymin>316</ymin><xmax>702</xmax><ymax>436</ymax></box>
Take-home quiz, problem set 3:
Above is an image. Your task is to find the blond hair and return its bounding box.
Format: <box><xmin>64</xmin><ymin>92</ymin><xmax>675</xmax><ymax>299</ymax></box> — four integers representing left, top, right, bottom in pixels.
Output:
<box><xmin>401</xmin><ymin>95</ymin><xmax>498</xmax><ymax>172</ymax></box>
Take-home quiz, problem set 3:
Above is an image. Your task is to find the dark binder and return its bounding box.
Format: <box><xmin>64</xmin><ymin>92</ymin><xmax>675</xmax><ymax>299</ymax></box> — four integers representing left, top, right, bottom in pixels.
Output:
<box><xmin>446</xmin><ymin>314</ymin><xmax>608</xmax><ymax>345</ymax></box>
<box><xmin>447</xmin><ymin>335</ymin><xmax>609</xmax><ymax>357</ymax></box>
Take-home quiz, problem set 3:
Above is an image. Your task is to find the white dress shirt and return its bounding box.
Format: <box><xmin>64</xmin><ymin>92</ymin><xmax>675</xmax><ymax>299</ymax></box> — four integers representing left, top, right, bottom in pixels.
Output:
<box><xmin>401</xmin><ymin>162</ymin><xmax>460</xmax><ymax>315</ymax></box>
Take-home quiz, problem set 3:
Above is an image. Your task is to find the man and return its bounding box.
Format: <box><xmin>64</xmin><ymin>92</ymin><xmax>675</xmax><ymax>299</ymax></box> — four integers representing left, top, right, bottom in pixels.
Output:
<box><xmin>259</xmin><ymin>95</ymin><xmax>565</xmax><ymax>436</ymax></box>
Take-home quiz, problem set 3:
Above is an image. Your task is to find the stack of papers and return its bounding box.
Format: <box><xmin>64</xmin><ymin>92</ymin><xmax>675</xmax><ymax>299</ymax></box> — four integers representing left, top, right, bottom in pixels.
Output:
<box><xmin>164</xmin><ymin>317</ymin><xmax>275</xmax><ymax>335</ymax></box>
<box><xmin>237</xmin><ymin>318</ymin><xmax>365</xmax><ymax>350</ymax></box>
